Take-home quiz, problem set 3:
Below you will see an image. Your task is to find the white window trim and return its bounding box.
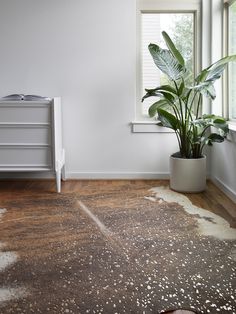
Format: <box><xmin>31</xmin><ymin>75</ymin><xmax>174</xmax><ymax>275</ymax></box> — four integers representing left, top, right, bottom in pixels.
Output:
<box><xmin>223</xmin><ymin>0</ymin><xmax>229</xmax><ymax>120</ymax></box>
<box><xmin>224</xmin><ymin>0</ymin><xmax>236</xmax><ymax>127</ymax></box>
<box><xmin>131</xmin><ymin>120</ymin><xmax>175</xmax><ymax>133</ymax></box>
<box><xmin>228</xmin><ymin>121</ymin><xmax>236</xmax><ymax>131</ymax></box>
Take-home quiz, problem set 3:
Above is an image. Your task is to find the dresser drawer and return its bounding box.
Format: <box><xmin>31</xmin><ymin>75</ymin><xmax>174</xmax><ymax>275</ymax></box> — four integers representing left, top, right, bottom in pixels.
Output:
<box><xmin>0</xmin><ymin>126</ymin><xmax>51</xmax><ymax>145</ymax></box>
<box><xmin>0</xmin><ymin>104</ymin><xmax>51</xmax><ymax>124</ymax></box>
<box><xmin>0</xmin><ymin>147</ymin><xmax>52</xmax><ymax>168</ymax></box>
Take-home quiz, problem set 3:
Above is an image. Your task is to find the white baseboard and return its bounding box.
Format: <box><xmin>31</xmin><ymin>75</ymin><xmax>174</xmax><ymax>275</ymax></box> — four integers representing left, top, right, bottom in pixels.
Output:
<box><xmin>0</xmin><ymin>172</ymin><xmax>55</xmax><ymax>179</ymax></box>
<box><xmin>65</xmin><ymin>172</ymin><xmax>170</xmax><ymax>180</ymax></box>
<box><xmin>0</xmin><ymin>171</ymin><xmax>213</xmax><ymax>181</ymax></box>
<box><xmin>211</xmin><ymin>176</ymin><xmax>236</xmax><ymax>203</ymax></box>
<box><xmin>0</xmin><ymin>171</ymin><xmax>169</xmax><ymax>180</ymax></box>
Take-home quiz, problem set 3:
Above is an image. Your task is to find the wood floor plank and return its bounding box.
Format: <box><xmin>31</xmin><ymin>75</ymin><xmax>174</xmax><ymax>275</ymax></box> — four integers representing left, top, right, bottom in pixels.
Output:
<box><xmin>0</xmin><ymin>179</ymin><xmax>234</xmax><ymax>223</ymax></box>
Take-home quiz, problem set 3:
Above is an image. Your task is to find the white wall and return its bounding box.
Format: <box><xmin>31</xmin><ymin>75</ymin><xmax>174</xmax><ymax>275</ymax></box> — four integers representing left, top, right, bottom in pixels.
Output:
<box><xmin>0</xmin><ymin>0</ymin><xmax>178</xmax><ymax>179</ymax></box>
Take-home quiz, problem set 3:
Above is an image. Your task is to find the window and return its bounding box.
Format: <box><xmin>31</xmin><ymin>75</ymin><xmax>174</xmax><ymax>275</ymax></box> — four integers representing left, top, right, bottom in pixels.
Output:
<box><xmin>141</xmin><ymin>13</ymin><xmax>195</xmax><ymax>116</ymax></box>
<box><xmin>227</xmin><ymin>0</ymin><xmax>236</xmax><ymax>120</ymax></box>
<box><xmin>136</xmin><ymin>0</ymin><xmax>201</xmax><ymax>121</ymax></box>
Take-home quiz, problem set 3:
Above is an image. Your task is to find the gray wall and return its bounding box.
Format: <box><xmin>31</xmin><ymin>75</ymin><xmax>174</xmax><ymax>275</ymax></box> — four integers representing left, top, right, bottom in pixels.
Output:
<box><xmin>0</xmin><ymin>0</ymin><xmax>178</xmax><ymax>179</ymax></box>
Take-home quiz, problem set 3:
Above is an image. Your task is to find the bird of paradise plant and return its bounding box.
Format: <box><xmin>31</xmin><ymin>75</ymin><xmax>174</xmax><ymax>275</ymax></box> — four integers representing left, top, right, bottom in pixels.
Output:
<box><xmin>142</xmin><ymin>31</ymin><xmax>236</xmax><ymax>159</ymax></box>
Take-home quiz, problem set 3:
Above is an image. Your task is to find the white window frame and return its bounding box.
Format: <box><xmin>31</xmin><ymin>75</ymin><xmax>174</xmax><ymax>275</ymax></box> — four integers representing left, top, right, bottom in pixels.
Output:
<box><xmin>133</xmin><ymin>0</ymin><xmax>201</xmax><ymax>132</ymax></box>
<box><xmin>224</xmin><ymin>0</ymin><xmax>236</xmax><ymax>123</ymax></box>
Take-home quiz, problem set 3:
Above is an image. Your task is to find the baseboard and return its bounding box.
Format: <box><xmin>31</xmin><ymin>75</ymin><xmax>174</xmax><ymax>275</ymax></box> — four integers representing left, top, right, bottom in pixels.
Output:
<box><xmin>65</xmin><ymin>172</ymin><xmax>170</xmax><ymax>180</ymax></box>
<box><xmin>211</xmin><ymin>176</ymin><xmax>236</xmax><ymax>203</ymax></box>
<box><xmin>0</xmin><ymin>171</ymin><xmax>169</xmax><ymax>180</ymax></box>
<box><xmin>0</xmin><ymin>172</ymin><xmax>55</xmax><ymax>179</ymax></box>
<box><xmin>0</xmin><ymin>171</ymin><xmax>212</xmax><ymax>181</ymax></box>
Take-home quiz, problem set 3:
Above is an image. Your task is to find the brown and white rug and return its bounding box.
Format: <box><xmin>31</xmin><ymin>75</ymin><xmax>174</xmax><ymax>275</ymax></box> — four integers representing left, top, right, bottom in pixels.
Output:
<box><xmin>0</xmin><ymin>184</ymin><xmax>235</xmax><ymax>313</ymax></box>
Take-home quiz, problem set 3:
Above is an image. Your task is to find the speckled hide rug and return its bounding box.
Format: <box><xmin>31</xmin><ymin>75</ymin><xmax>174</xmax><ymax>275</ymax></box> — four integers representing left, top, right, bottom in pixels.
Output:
<box><xmin>0</xmin><ymin>184</ymin><xmax>236</xmax><ymax>314</ymax></box>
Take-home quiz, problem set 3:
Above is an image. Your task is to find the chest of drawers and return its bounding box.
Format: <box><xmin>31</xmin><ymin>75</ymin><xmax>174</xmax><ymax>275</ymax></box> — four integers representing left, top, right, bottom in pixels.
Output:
<box><xmin>0</xmin><ymin>97</ymin><xmax>65</xmax><ymax>192</ymax></box>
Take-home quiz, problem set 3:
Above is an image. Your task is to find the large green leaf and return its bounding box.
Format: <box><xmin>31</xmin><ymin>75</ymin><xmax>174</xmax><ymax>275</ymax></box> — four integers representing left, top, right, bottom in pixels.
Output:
<box><xmin>202</xmin><ymin>114</ymin><xmax>216</xmax><ymax>119</ymax></box>
<box><xmin>144</xmin><ymin>85</ymin><xmax>177</xmax><ymax>96</ymax></box>
<box><xmin>213</xmin><ymin>117</ymin><xmax>227</xmax><ymax>124</ymax></box>
<box><xmin>148</xmin><ymin>43</ymin><xmax>185</xmax><ymax>81</ymax></box>
<box><xmin>208</xmin><ymin>55</ymin><xmax>236</xmax><ymax>71</ymax></box>
<box><xmin>162</xmin><ymin>31</ymin><xmax>185</xmax><ymax>67</ymax></box>
<box><xmin>191</xmin><ymin>115</ymin><xmax>228</xmax><ymax>136</ymax></box>
<box><xmin>178</xmin><ymin>79</ymin><xmax>185</xmax><ymax>96</ymax></box>
<box><xmin>142</xmin><ymin>85</ymin><xmax>177</xmax><ymax>103</ymax></box>
<box><xmin>194</xmin><ymin>54</ymin><xmax>236</xmax><ymax>99</ymax></box>
<box><xmin>191</xmin><ymin>119</ymin><xmax>208</xmax><ymax>128</ymax></box>
<box><xmin>148</xmin><ymin>99</ymin><xmax>168</xmax><ymax>117</ymax></box>
<box><xmin>198</xmin><ymin>55</ymin><xmax>236</xmax><ymax>83</ymax></box>
<box><xmin>191</xmin><ymin>81</ymin><xmax>216</xmax><ymax>100</ymax></box>
<box><xmin>212</xmin><ymin>121</ymin><xmax>229</xmax><ymax>134</ymax></box>
<box><xmin>202</xmin><ymin>114</ymin><xmax>227</xmax><ymax>123</ymax></box>
<box><xmin>142</xmin><ymin>90</ymin><xmax>163</xmax><ymax>102</ymax></box>
<box><xmin>195</xmin><ymin>65</ymin><xmax>226</xmax><ymax>85</ymax></box>
<box><xmin>206</xmin><ymin>64</ymin><xmax>226</xmax><ymax>81</ymax></box>
<box><xmin>195</xmin><ymin>65</ymin><xmax>226</xmax><ymax>87</ymax></box>
<box><xmin>157</xmin><ymin>108</ymin><xmax>179</xmax><ymax>130</ymax></box>
<box><xmin>202</xmin><ymin>83</ymin><xmax>216</xmax><ymax>100</ymax></box>
<box><xmin>207</xmin><ymin>133</ymin><xmax>225</xmax><ymax>143</ymax></box>
<box><xmin>195</xmin><ymin>69</ymin><xmax>208</xmax><ymax>84</ymax></box>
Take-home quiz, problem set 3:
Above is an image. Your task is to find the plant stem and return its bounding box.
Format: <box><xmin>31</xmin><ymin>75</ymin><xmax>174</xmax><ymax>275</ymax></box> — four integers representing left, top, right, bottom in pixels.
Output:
<box><xmin>196</xmin><ymin>94</ymin><xmax>202</xmax><ymax>119</ymax></box>
<box><xmin>174</xmin><ymin>80</ymin><xmax>188</xmax><ymax>156</ymax></box>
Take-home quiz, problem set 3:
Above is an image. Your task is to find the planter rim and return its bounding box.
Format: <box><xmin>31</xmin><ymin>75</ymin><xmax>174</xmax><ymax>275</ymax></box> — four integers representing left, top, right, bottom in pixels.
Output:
<box><xmin>170</xmin><ymin>153</ymin><xmax>206</xmax><ymax>161</ymax></box>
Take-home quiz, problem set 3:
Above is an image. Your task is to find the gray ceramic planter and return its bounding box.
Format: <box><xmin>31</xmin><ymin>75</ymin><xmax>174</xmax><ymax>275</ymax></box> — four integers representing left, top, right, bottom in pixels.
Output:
<box><xmin>170</xmin><ymin>154</ymin><xmax>206</xmax><ymax>193</ymax></box>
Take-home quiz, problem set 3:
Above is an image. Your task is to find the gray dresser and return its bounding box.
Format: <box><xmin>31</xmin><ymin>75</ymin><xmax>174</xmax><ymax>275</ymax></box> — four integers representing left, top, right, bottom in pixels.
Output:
<box><xmin>0</xmin><ymin>97</ymin><xmax>65</xmax><ymax>192</ymax></box>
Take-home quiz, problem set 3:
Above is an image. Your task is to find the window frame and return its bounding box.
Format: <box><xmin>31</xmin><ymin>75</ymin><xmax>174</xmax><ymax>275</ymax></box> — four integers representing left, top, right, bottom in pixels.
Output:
<box><xmin>135</xmin><ymin>0</ymin><xmax>201</xmax><ymax>122</ymax></box>
<box><xmin>224</xmin><ymin>0</ymin><xmax>236</xmax><ymax>122</ymax></box>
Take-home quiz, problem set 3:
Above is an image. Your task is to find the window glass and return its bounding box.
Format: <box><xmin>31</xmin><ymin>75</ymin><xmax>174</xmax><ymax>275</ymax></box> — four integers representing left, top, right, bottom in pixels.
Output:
<box><xmin>228</xmin><ymin>1</ymin><xmax>236</xmax><ymax>119</ymax></box>
<box><xmin>141</xmin><ymin>13</ymin><xmax>194</xmax><ymax>116</ymax></box>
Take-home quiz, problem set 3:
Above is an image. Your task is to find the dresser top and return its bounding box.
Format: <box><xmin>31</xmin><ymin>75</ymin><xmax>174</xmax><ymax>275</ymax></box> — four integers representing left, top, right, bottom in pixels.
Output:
<box><xmin>0</xmin><ymin>100</ymin><xmax>52</xmax><ymax>105</ymax></box>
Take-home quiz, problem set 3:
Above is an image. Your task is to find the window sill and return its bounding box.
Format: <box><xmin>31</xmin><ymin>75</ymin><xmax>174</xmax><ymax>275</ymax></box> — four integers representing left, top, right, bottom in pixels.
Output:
<box><xmin>131</xmin><ymin>121</ymin><xmax>174</xmax><ymax>133</ymax></box>
<box><xmin>228</xmin><ymin>121</ymin><xmax>236</xmax><ymax>132</ymax></box>
<box><xmin>132</xmin><ymin>121</ymin><xmax>236</xmax><ymax>133</ymax></box>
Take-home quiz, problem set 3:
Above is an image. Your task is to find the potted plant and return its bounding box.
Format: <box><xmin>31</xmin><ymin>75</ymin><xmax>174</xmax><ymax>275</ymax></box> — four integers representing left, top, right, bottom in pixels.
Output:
<box><xmin>142</xmin><ymin>31</ymin><xmax>236</xmax><ymax>192</ymax></box>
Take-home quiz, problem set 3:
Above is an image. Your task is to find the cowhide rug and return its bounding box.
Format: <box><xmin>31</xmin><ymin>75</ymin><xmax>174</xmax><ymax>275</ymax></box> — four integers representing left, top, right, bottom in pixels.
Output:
<box><xmin>0</xmin><ymin>185</ymin><xmax>235</xmax><ymax>313</ymax></box>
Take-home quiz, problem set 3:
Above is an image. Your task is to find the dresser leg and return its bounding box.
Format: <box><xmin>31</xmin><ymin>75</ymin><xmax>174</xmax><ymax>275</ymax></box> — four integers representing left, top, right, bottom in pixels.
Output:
<box><xmin>62</xmin><ymin>165</ymin><xmax>66</xmax><ymax>181</ymax></box>
<box><xmin>56</xmin><ymin>169</ymin><xmax>61</xmax><ymax>193</ymax></box>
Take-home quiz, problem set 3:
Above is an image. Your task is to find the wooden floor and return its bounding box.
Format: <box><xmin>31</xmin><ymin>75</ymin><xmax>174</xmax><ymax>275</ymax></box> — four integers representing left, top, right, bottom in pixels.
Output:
<box><xmin>0</xmin><ymin>179</ymin><xmax>235</xmax><ymax>314</ymax></box>
<box><xmin>0</xmin><ymin>179</ymin><xmax>235</xmax><ymax>228</ymax></box>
